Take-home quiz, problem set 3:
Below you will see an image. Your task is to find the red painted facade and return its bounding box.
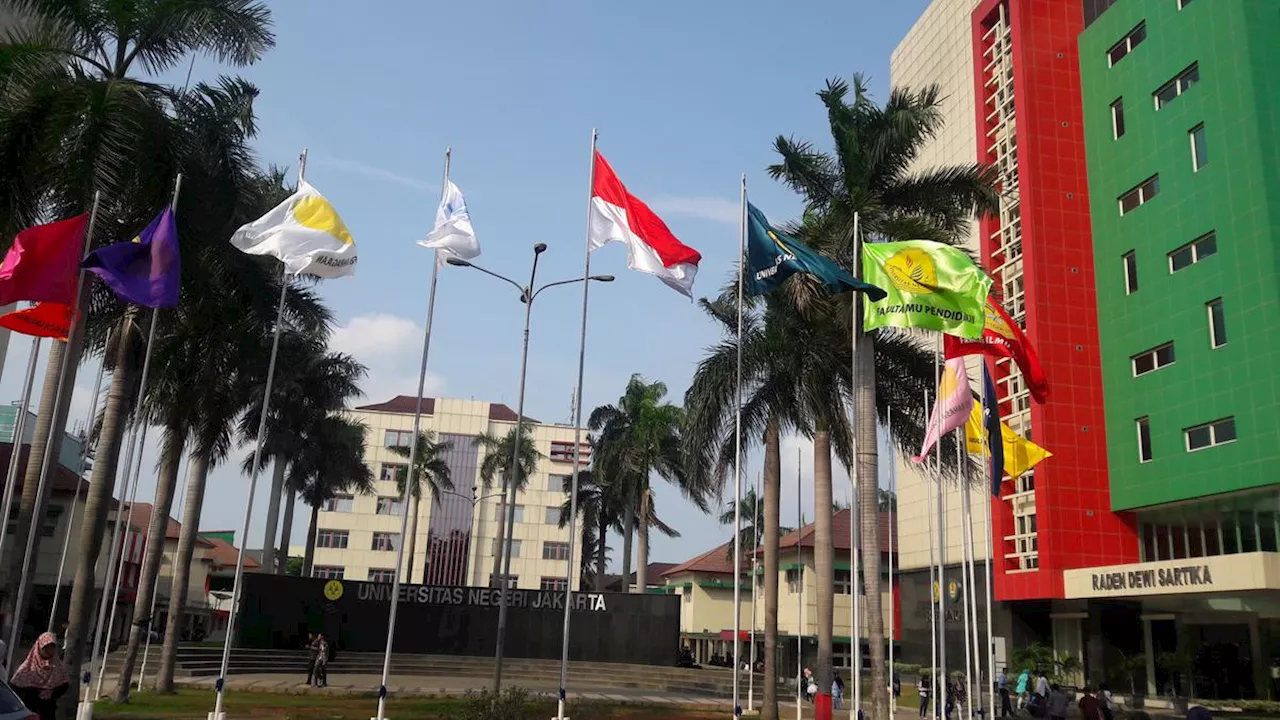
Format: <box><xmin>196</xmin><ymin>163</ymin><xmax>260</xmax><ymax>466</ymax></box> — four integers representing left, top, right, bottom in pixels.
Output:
<box><xmin>970</xmin><ymin>0</ymin><xmax>1140</xmax><ymax>601</ymax></box>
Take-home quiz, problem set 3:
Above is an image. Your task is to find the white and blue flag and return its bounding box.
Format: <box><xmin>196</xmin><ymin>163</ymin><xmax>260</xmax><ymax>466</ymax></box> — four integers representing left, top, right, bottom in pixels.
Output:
<box><xmin>419</xmin><ymin>179</ymin><xmax>479</xmax><ymax>266</ymax></box>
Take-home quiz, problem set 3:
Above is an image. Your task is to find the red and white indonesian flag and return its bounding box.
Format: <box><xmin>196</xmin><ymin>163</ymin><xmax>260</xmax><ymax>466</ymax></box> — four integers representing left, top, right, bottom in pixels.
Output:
<box><xmin>589</xmin><ymin>151</ymin><xmax>701</xmax><ymax>297</ymax></box>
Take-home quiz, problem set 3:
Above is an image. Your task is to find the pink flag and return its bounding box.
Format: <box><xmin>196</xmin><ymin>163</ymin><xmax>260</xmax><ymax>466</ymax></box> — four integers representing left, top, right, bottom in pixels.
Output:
<box><xmin>912</xmin><ymin>357</ymin><xmax>974</xmax><ymax>462</ymax></box>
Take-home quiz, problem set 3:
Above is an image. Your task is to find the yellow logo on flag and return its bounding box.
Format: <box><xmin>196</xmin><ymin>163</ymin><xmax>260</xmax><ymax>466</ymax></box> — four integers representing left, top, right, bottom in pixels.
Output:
<box><xmin>293</xmin><ymin>196</ymin><xmax>354</xmax><ymax>246</ymax></box>
<box><xmin>947</xmin><ymin>580</ymin><xmax>962</xmax><ymax>603</ymax></box>
<box><xmin>985</xmin><ymin>306</ymin><xmax>1016</xmax><ymax>339</ymax></box>
<box><xmin>323</xmin><ymin>580</ymin><xmax>344</xmax><ymax>601</ymax></box>
<box><xmin>931</xmin><ymin>580</ymin><xmax>941</xmax><ymax>602</ymax></box>
<box><xmin>884</xmin><ymin>248</ymin><xmax>937</xmax><ymax>294</ymax></box>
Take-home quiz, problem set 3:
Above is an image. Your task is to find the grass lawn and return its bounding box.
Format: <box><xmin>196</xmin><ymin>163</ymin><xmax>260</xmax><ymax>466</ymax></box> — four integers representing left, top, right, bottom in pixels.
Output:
<box><xmin>92</xmin><ymin>689</ymin><xmax>723</xmax><ymax>719</ymax></box>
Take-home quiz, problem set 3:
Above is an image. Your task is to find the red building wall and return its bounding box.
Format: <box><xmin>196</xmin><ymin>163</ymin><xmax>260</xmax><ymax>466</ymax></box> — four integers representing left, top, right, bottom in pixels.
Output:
<box><xmin>971</xmin><ymin>0</ymin><xmax>1139</xmax><ymax>602</ymax></box>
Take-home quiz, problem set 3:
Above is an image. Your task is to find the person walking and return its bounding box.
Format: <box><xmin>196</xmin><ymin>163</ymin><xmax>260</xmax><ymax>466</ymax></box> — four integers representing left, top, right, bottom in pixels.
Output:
<box><xmin>313</xmin><ymin>632</ymin><xmax>330</xmax><ymax>688</ymax></box>
<box><xmin>1078</xmin><ymin>687</ymin><xmax>1104</xmax><ymax>720</ymax></box>
<box><xmin>303</xmin><ymin>632</ymin><xmax>319</xmax><ymax>686</ymax></box>
<box><xmin>998</xmin><ymin>668</ymin><xmax>1013</xmax><ymax>718</ymax></box>
<box><xmin>919</xmin><ymin>673</ymin><xmax>933</xmax><ymax>719</ymax></box>
<box><xmin>1016</xmin><ymin>668</ymin><xmax>1031</xmax><ymax>710</ymax></box>
<box><xmin>1046</xmin><ymin>684</ymin><xmax>1069</xmax><ymax>720</ymax></box>
<box><xmin>9</xmin><ymin>633</ymin><xmax>70</xmax><ymax>720</ymax></box>
<box><xmin>1099</xmin><ymin>684</ymin><xmax>1117</xmax><ymax>720</ymax></box>
<box><xmin>833</xmin><ymin>672</ymin><xmax>845</xmax><ymax>710</ymax></box>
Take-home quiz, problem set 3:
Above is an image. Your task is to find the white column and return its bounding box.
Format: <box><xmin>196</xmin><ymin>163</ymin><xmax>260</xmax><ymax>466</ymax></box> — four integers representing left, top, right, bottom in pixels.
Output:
<box><xmin>1142</xmin><ymin>618</ymin><xmax>1157</xmax><ymax>696</ymax></box>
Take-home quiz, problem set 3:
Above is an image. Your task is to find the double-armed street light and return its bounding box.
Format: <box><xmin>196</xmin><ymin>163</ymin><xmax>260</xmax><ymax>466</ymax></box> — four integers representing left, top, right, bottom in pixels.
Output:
<box><xmin>446</xmin><ymin>243</ymin><xmax>613</xmax><ymax>694</ymax></box>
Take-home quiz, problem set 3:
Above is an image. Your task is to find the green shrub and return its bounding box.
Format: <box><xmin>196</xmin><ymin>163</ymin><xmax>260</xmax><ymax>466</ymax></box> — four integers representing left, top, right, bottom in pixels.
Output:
<box><xmin>451</xmin><ymin>687</ymin><xmax>547</xmax><ymax>720</ymax></box>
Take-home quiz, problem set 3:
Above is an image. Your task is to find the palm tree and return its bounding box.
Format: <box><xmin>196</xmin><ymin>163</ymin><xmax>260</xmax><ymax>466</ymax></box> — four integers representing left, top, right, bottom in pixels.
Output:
<box><xmin>475</xmin><ymin>423</ymin><xmax>541</xmax><ymax>586</ymax></box>
<box><xmin>387</xmin><ymin>430</ymin><xmax>452</xmax><ymax>583</ymax></box>
<box><xmin>294</xmin><ymin>416</ymin><xmax>376</xmax><ymax>577</ymax></box>
<box><xmin>558</xmin><ymin>467</ymin><xmax>612</xmax><ymax>591</ymax></box>
<box><xmin>768</xmin><ymin>75</ymin><xmax>1000</xmax><ymax>720</ymax></box>
<box><xmin>591</xmin><ymin>374</ymin><xmax>706</xmax><ymax>593</ymax></box>
<box><xmin>719</xmin><ymin>487</ymin><xmax>766</xmax><ymax>562</ymax></box>
<box><xmin>241</xmin><ymin>332</ymin><xmax>365</xmax><ymax>575</ymax></box>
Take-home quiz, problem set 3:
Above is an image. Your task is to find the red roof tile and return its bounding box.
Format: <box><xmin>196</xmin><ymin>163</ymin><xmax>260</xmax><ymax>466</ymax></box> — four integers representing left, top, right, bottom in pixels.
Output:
<box><xmin>354</xmin><ymin>396</ymin><xmax>437</xmax><ymax>414</ymax></box>
<box><xmin>773</xmin><ymin>509</ymin><xmax>897</xmax><ymax>554</ymax></box>
<box><xmin>488</xmin><ymin>403</ymin><xmax>538</xmax><ymax>424</ymax></box>
<box><xmin>662</xmin><ymin>540</ymin><xmax>750</xmax><ymax>577</ymax></box>
<box><xmin>0</xmin><ymin>443</ymin><xmax>104</xmax><ymax>502</ymax></box>
<box><xmin>199</xmin><ymin>534</ymin><xmax>259</xmax><ymax>569</ymax></box>
<box><xmin>119</xmin><ymin>502</ymin><xmax>214</xmax><ymax>547</ymax></box>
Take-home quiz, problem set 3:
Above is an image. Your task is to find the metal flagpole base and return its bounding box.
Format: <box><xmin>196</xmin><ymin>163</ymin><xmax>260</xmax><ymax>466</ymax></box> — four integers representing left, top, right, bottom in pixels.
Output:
<box><xmin>551</xmin><ymin>696</ymin><xmax>569</xmax><ymax>719</ymax></box>
<box><xmin>76</xmin><ymin>701</ymin><xmax>94</xmax><ymax>720</ymax></box>
<box><xmin>207</xmin><ymin>713</ymin><xmax>227</xmax><ymax>720</ymax></box>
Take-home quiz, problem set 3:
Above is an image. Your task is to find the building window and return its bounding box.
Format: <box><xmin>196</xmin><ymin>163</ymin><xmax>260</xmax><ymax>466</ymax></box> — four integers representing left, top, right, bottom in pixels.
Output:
<box><xmin>1155</xmin><ymin>63</ymin><xmax>1200</xmax><ymax>110</ymax></box>
<box><xmin>1107</xmin><ymin>22</ymin><xmax>1146</xmax><ymax>67</ymax></box>
<box><xmin>1207</xmin><ymin>298</ymin><xmax>1227</xmax><ymax>348</ymax></box>
<box><xmin>540</xmin><ymin>577</ymin><xmax>569</xmax><ymax>592</ymax></box>
<box><xmin>313</xmin><ymin>566</ymin><xmax>344</xmax><ymax>579</ymax></box>
<box><xmin>1190</xmin><ymin>124</ymin><xmax>1207</xmax><ymax>171</ymax></box>
<box><xmin>545</xmin><ymin>506</ymin><xmax>561</xmax><ymax>525</ymax></box>
<box><xmin>322</xmin><ymin>495</ymin><xmax>354</xmax><ymax>513</ymax></box>
<box><xmin>380</xmin><ymin>463</ymin><xmax>407</xmax><ymax>484</ymax></box>
<box><xmin>834</xmin><ymin>642</ymin><xmax>852</xmax><ymax>671</ymax></box>
<box><xmin>1131</xmin><ymin>343</ymin><xmax>1175</xmax><ymax>377</ymax></box>
<box><xmin>489</xmin><ymin>574</ymin><xmax>518</xmax><ymax>589</ymax></box>
<box><xmin>492</xmin><ymin>538</ymin><xmax>521</xmax><ymax>558</ymax></box>
<box><xmin>1178</xmin><ymin>0</ymin><xmax>1192</xmax><ymax>8</ymax></box>
<box><xmin>368</xmin><ymin>569</ymin><xmax>396</xmax><ymax>583</ymax></box>
<box><xmin>1111</xmin><ymin>99</ymin><xmax>1125</xmax><ymax>139</ymax></box>
<box><xmin>1119</xmin><ymin>176</ymin><xmax>1159</xmax><ymax>216</ymax></box>
<box><xmin>1136</xmin><ymin>417</ymin><xmax>1153</xmax><ymax>463</ymax></box>
<box><xmin>371</xmin><ymin>532</ymin><xmax>401</xmax><ymax>551</ymax></box>
<box><xmin>1185</xmin><ymin>417</ymin><xmax>1236</xmax><ymax>452</ymax></box>
<box><xmin>549</xmin><ymin>441</ymin><xmax>591</xmax><ymax>464</ymax></box>
<box><xmin>542</xmin><ymin>541</ymin><xmax>570</xmax><ymax>561</ymax></box>
<box><xmin>548</xmin><ymin>474</ymin><xmax>569</xmax><ymax>492</ymax></box>
<box><xmin>834</xmin><ymin>569</ymin><xmax>852</xmax><ymax>595</ymax></box>
<box><xmin>376</xmin><ymin>497</ymin><xmax>405</xmax><ymax>516</ymax></box>
<box><xmin>785</xmin><ymin>568</ymin><xmax>803</xmax><ymax>594</ymax></box>
<box><xmin>492</xmin><ymin>504</ymin><xmax>524</xmax><ymax>523</ymax></box>
<box><xmin>1169</xmin><ymin>232</ymin><xmax>1217</xmax><ymax>272</ymax></box>
<box><xmin>316</xmin><ymin>530</ymin><xmax>349</xmax><ymax>549</ymax></box>
<box><xmin>384</xmin><ymin>430</ymin><xmax>413</xmax><ymax>448</ymax></box>
<box><xmin>1122</xmin><ymin>251</ymin><xmax>1139</xmax><ymax>294</ymax></box>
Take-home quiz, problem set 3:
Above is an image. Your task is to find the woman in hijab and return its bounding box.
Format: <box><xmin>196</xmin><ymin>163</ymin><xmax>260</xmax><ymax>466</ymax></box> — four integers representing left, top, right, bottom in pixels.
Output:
<box><xmin>9</xmin><ymin>632</ymin><xmax>69</xmax><ymax>720</ymax></box>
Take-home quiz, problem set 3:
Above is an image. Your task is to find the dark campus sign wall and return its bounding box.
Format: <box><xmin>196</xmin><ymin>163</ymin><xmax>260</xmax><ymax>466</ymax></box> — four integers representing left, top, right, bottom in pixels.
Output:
<box><xmin>236</xmin><ymin>574</ymin><xmax>681</xmax><ymax>666</ymax></box>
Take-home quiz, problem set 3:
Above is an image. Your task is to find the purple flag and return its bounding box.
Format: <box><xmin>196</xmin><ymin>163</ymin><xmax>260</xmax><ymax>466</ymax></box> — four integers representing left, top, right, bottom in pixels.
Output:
<box><xmin>82</xmin><ymin>208</ymin><xmax>180</xmax><ymax>308</ymax></box>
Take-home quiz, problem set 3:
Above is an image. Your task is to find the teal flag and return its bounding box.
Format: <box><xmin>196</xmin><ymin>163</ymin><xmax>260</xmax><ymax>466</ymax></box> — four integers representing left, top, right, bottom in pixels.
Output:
<box><xmin>744</xmin><ymin>203</ymin><xmax>886</xmax><ymax>300</ymax></box>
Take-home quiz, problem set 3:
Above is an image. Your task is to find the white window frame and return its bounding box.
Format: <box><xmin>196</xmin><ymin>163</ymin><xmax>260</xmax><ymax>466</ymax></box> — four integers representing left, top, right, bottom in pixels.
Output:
<box><xmin>545</xmin><ymin>506</ymin><xmax>561</xmax><ymax>525</ymax></box>
<box><xmin>316</xmin><ymin>529</ymin><xmax>349</xmax><ymax>549</ymax></box>
<box><xmin>371</xmin><ymin>531</ymin><xmax>401</xmax><ymax>552</ymax></box>
<box><xmin>322</xmin><ymin>495</ymin><xmax>354</xmax><ymax>513</ymax></box>
<box><xmin>367</xmin><ymin>569</ymin><xmax>396</xmax><ymax>583</ymax></box>
<box><xmin>1190</xmin><ymin>124</ymin><xmax>1207</xmax><ymax>171</ymax></box>
<box><xmin>1178</xmin><ymin>0</ymin><xmax>1192</xmax><ymax>9</ymax></box>
<box><xmin>785</xmin><ymin>568</ymin><xmax>803</xmax><ymax>594</ymax></box>
<box><xmin>1122</xmin><ymin>251</ymin><xmax>1139</xmax><ymax>294</ymax></box>
<box><xmin>1168</xmin><ymin>232</ymin><xmax>1217</xmax><ymax>273</ymax></box>
<box><xmin>375</xmin><ymin>496</ymin><xmax>405</xmax><ymax>516</ymax></box>
<box><xmin>380</xmin><ymin>463</ymin><xmax>407</xmax><ymax>484</ymax></box>
<box><xmin>1207</xmin><ymin>298</ymin><xmax>1227</xmax><ymax>348</ymax></box>
<box><xmin>1107</xmin><ymin>23</ymin><xmax>1146</xmax><ymax>67</ymax></box>
<box><xmin>1119</xmin><ymin>177</ymin><xmax>1159</xmax><ymax>216</ymax></box>
<box><xmin>384</xmin><ymin>429</ymin><xmax>413</xmax><ymax>449</ymax></box>
<box><xmin>1131</xmin><ymin>343</ymin><xmax>1176</xmax><ymax>377</ymax></box>
<box><xmin>1184</xmin><ymin>417</ymin><xmax>1236</xmax><ymax>452</ymax></box>
<box><xmin>1137</xmin><ymin>417</ymin><xmax>1153</xmax><ymax>463</ymax></box>
<box><xmin>1154</xmin><ymin>64</ymin><xmax>1200</xmax><ymax>110</ymax></box>
<box><xmin>539</xmin><ymin>577</ymin><xmax>569</xmax><ymax>592</ymax></box>
<box><xmin>1111</xmin><ymin>98</ymin><xmax>1125</xmax><ymax>139</ymax></box>
<box><xmin>542</xmin><ymin>541</ymin><xmax>570</xmax><ymax>561</ymax></box>
<box><xmin>313</xmin><ymin>566</ymin><xmax>344</xmax><ymax>580</ymax></box>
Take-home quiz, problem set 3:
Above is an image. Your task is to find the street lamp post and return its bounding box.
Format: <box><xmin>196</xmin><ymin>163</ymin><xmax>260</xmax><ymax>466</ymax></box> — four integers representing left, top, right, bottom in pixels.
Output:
<box><xmin>446</xmin><ymin>246</ymin><xmax>613</xmax><ymax>696</ymax></box>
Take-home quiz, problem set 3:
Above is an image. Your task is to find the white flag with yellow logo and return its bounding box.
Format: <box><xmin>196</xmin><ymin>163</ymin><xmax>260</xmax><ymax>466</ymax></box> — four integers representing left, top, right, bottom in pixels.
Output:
<box><xmin>230</xmin><ymin>180</ymin><xmax>358</xmax><ymax>278</ymax></box>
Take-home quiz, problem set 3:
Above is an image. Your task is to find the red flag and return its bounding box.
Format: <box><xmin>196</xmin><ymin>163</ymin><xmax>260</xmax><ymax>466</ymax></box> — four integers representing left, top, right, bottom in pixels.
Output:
<box><xmin>0</xmin><ymin>302</ymin><xmax>72</xmax><ymax>340</ymax></box>
<box><xmin>944</xmin><ymin>297</ymin><xmax>1048</xmax><ymax>403</ymax></box>
<box><xmin>0</xmin><ymin>215</ymin><xmax>88</xmax><ymax>306</ymax></box>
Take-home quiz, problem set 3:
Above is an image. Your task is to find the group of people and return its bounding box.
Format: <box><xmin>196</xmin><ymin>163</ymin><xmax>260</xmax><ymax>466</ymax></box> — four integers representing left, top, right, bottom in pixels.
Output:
<box><xmin>990</xmin><ymin>667</ymin><xmax>1120</xmax><ymax>720</ymax></box>
<box><xmin>304</xmin><ymin>632</ymin><xmax>331</xmax><ymax>687</ymax></box>
<box><xmin>799</xmin><ymin>667</ymin><xmax>847</xmax><ymax>709</ymax></box>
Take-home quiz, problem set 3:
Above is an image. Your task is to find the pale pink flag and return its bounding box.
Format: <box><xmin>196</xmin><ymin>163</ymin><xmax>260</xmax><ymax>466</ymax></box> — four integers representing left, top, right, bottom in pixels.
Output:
<box><xmin>912</xmin><ymin>357</ymin><xmax>974</xmax><ymax>462</ymax></box>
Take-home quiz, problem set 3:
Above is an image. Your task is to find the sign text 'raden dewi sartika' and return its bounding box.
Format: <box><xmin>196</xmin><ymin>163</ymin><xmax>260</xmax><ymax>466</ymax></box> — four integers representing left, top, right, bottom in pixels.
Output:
<box><xmin>1090</xmin><ymin>564</ymin><xmax>1213</xmax><ymax>593</ymax></box>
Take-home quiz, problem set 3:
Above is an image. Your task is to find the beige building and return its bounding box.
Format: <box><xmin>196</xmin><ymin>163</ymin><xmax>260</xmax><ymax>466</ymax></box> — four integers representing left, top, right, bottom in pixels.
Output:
<box><xmin>663</xmin><ymin>510</ymin><xmax>896</xmax><ymax>673</ymax></box>
<box><xmin>312</xmin><ymin>395</ymin><xmax>587</xmax><ymax>592</ymax></box>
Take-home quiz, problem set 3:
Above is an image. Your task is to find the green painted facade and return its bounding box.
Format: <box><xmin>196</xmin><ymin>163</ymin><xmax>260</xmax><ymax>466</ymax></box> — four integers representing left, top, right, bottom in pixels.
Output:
<box><xmin>1079</xmin><ymin>0</ymin><xmax>1280</xmax><ymax>510</ymax></box>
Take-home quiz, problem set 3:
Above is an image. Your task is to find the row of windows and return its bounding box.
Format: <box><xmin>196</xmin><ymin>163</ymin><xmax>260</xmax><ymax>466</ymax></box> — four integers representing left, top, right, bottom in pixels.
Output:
<box><xmin>323</xmin><ymin>494</ymin><xmax>568</xmax><ymax>528</ymax></box>
<box><xmin>783</xmin><ymin>568</ymin><xmax>867</xmax><ymax>595</ymax></box>
<box><xmin>1105</xmin><ymin>1</ymin><xmax>1194</xmax><ymax>69</ymax></box>
<box><xmin>316</xmin><ymin>530</ymin><xmax>402</xmax><ymax>551</ymax></box>
<box><xmin>1116</xmin><ymin>125</ymin><xmax>1204</xmax><ymax>211</ymax></box>
<box><xmin>1140</xmin><ymin>511</ymin><xmax>1278</xmax><ymax>564</ymax></box>
<box><xmin>1136</xmin><ymin>415</ymin><xmax>1235</xmax><ymax>463</ymax></box>
<box><xmin>1127</xmin><ymin>300</ymin><xmax>1226</xmax><ymax>377</ymax></box>
<box><xmin>1121</xmin><ymin>227</ymin><xmax>1217</xmax><ymax>295</ymax></box>
<box><xmin>490</xmin><ymin>539</ymin><xmax>571</xmax><ymax>561</ymax></box>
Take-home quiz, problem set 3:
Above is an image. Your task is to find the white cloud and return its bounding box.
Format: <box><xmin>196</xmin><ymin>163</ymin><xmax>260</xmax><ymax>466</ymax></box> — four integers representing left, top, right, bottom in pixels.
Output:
<box><xmin>311</xmin><ymin>154</ymin><xmax>436</xmax><ymax>193</ymax></box>
<box><xmin>330</xmin><ymin>313</ymin><xmax>445</xmax><ymax>405</ymax></box>
<box><xmin>649</xmin><ymin>195</ymin><xmax>740</xmax><ymax>225</ymax></box>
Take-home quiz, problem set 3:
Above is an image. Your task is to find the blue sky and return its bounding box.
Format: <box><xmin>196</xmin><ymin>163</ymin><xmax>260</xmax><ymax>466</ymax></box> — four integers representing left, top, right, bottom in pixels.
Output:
<box><xmin>1</xmin><ymin>0</ymin><xmax>930</xmax><ymax>569</ymax></box>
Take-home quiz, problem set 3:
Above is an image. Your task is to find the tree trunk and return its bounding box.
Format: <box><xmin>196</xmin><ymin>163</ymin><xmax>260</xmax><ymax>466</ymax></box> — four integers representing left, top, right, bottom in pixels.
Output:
<box><xmin>594</xmin><ymin>513</ymin><xmax>607</xmax><ymax>592</ymax></box>
<box><xmin>56</xmin><ymin>319</ymin><xmax>133</xmax><ymax>715</ymax></box>
<box><xmin>259</xmin><ymin>457</ymin><xmax>286</xmax><ymax>575</ymax></box>
<box><xmin>156</xmin><ymin>452</ymin><xmax>210</xmax><ymax>693</ymax></box>
<box><xmin>761</xmin><ymin>417</ymin><xmax>781</xmax><ymax>720</ymax></box>
<box><xmin>857</xmin><ymin>333</ymin><xmax>888</xmax><ymax>720</ymax></box>
<box><xmin>620</xmin><ymin>502</ymin><xmax>635</xmax><ymax>592</ymax></box>
<box><xmin>814</xmin><ymin>428</ymin><xmax>834</xmax><ymax>695</ymax></box>
<box><xmin>6</xmin><ymin>319</ymin><xmax>83</xmax><ymax>641</ymax></box>
<box><xmin>635</xmin><ymin>487</ymin><xmax>650</xmax><ymax>593</ymax></box>
<box><xmin>302</xmin><ymin>503</ymin><xmax>319</xmax><ymax>578</ymax></box>
<box><xmin>489</xmin><ymin>476</ymin><xmax>508</xmax><ymax>586</ymax></box>
<box><xmin>277</xmin><ymin>491</ymin><xmax>295</xmax><ymax>575</ymax></box>
<box><xmin>403</xmin><ymin>493</ymin><xmax>419</xmax><ymax>583</ymax></box>
<box><xmin>112</xmin><ymin>426</ymin><xmax>184</xmax><ymax>702</ymax></box>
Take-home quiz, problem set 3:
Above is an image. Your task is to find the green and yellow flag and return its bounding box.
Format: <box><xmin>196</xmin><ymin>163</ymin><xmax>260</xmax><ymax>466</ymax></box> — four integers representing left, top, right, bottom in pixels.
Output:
<box><xmin>861</xmin><ymin>240</ymin><xmax>993</xmax><ymax>339</ymax></box>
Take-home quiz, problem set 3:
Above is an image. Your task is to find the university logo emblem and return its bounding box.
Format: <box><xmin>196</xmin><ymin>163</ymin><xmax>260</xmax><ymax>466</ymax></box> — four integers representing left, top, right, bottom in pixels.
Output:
<box><xmin>947</xmin><ymin>580</ymin><xmax>961</xmax><ymax>603</ymax></box>
<box><xmin>884</xmin><ymin>248</ymin><xmax>937</xmax><ymax>294</ymax></box>
<box><xmin>931</xmin><ymin>580</ymin><xmax>941</xmax><ymax>602</ymax></box>
<box><xmin>323</xmin><ymin>580</ymin><xmax>344</xmax><ymax>601</ymax></box>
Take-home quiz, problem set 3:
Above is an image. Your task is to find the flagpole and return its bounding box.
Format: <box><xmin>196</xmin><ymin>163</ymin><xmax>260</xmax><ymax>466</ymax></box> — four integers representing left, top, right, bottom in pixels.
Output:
<box><xmin>957</xmin><ymin>428</ymin><xmax>973</xmax><ymax>720</ymax></box>
<box><xmin>372</xmin><ymin>147</ymin><xmax>452</xmax><ymax>720</ymax></box>
<box><xmin>925</xmin><ymin>390</ymin><xmax>938</xmax><ymax>720</ymax></box>
<box><xmin>887</xmin><ymin>405</ymin><xmax>895</xmax><ymax>705</ymax></box>
<box><xmin>96</xmin><ymin>428</ymin><xmax>147</xmax><ymax>699</ymax></box>
<box><xmin>795</xmin><ymin>448</ymin><xmax>802</xmax><ymax>720</ymax></box>
<box><xmin>730</xmin><ymin>172</ymin><xmax>746</xmax><ymax>720</ymax></box>
<box><xmin>962</xmin><ymin>424</ymin><xmax>982</xmax><ymax>720</ymax></box>
<box><xmin>10</xmin><ymin>191</ymin><xmax>99</xmax><ymax>675</ymax></box>
<box><xmin>209</xmin><ymin>151</ymin><xmax>302</xmax><ymax>720</ymax></box>
<box><xmin>0</xmin><ymin>336</ymin><xmax>40</xmax><ymax>573</ymax></box>
<box><xmin>47</xmin><ymin>334</ymin><xmax>108</xmax><ymax>633</ymax></box>
<box><xmin>849</xmin><ymin>211</ymin><xmax>860</xmax><ymax>720</ymax></box>
<box><xmin>748</xmin><ymin>469</ymin><xmax>760</xmax><ymax>714</ymax></box>
<box><xmin>981</xmin><ymin>375</ymin><xmax>996</xmax><ymax>719</ymax></box>
<box><xmin>934</xmin><ymin>336</ymin><xmax>948</xmax><ymax>720</ymax></box>
<box><xmin>140</xmin><ymin>450</ymin><xmax>190</xmax><ymax>690</ymax></box>
<box><xmin>553</xmin><ymin>129</ymin><xmax>598</xmax><ymax>720</ymax></box>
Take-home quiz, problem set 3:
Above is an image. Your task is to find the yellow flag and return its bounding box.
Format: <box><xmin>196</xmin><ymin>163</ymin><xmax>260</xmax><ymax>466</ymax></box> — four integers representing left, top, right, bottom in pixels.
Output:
<box><xmin>964</xmin><ymin>403</ymin><xmax>1052</xmax><ymax>478</ymax></box>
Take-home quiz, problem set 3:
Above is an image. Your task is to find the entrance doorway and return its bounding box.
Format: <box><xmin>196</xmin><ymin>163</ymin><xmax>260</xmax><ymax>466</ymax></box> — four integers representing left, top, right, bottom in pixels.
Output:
<box><xmin>1188</xmin><ymin>623</ymin><xmax>1254</xmax><ymax>700</ymax></box>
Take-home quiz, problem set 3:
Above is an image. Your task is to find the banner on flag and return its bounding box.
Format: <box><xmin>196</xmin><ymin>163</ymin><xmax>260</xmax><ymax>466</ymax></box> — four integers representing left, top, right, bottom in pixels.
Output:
<box><xmin>82</xmin><ymin>207</ymin><xmax>181</xmax><ymax>308</ymax></box>
<box><xmin>420</xmin><ymin>179</ymin><xmax>480</xmax><ymax>266</ymax></box>
<box><xmin>964</xmin><ymin>404</ymin><xmax>1052</xmax><ymax>480</ymax></box>
<box><xmin>913</xmin><ymin>357</ymin><xmax>974</xmax><ymax>462</ymax></box>
<box><xmin>745</xmin><ymin>203</ymin><xmax>885</xmax><ymax>299</ymax></box>
<box><xmin>862</xmin><ymin>240</ymin><xmax>992</xmax><ymax>339</ymax></box>
<box><xmin>0</xmin><ymin>302</ymin><xmax>72</xmax><ymax>340</ymax></box>
<box><xmin>231</xmin><ymin>180</ymin><xmax>357</xmax><ymax>278</ymax></box>
<box><xmin>589</xmin><ymin>151</ymin><xmax>701</xmax><ymax>297</ymax></box>
<box><xmin>944</xmin><ymin>296</ymin><xmax>1048</xmax><ymax>403</ymax></box>
<box><xmin>0</xmin><ymin>215</ymin><xmax>88</xmax><ymax>307</ymax></box>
